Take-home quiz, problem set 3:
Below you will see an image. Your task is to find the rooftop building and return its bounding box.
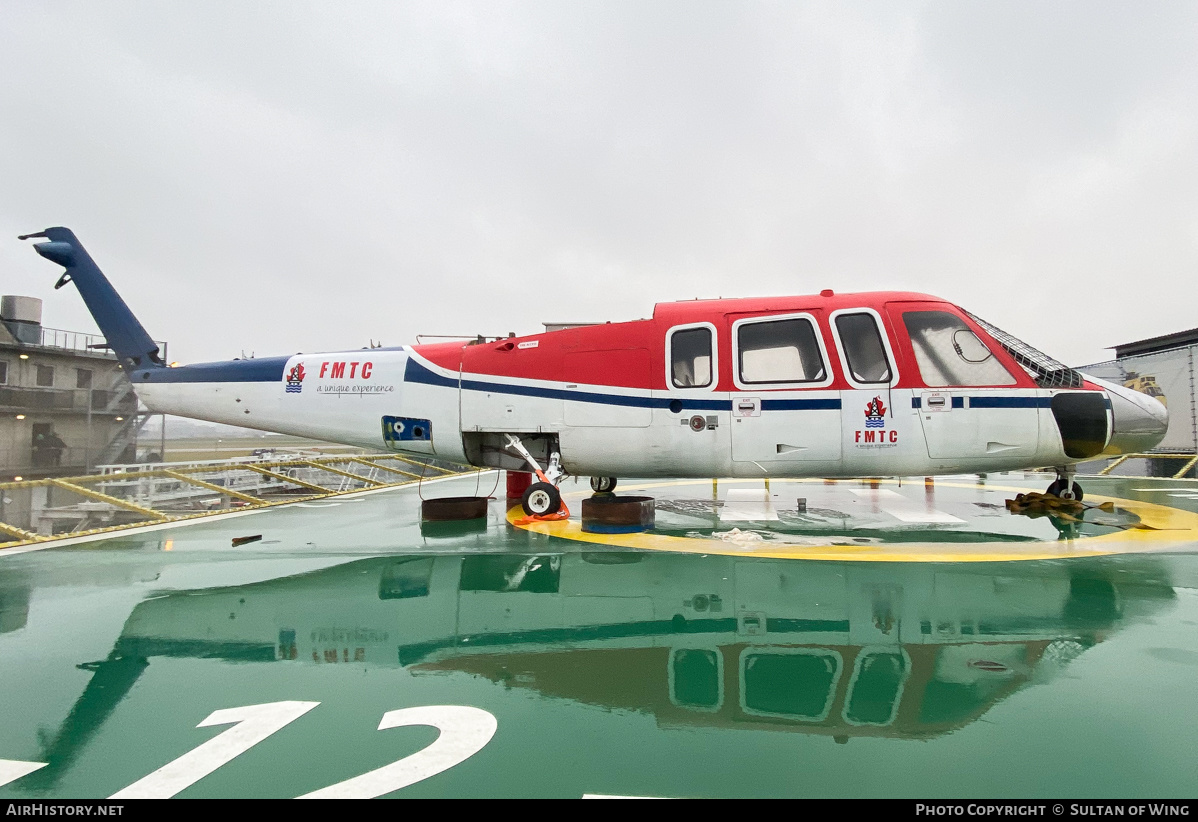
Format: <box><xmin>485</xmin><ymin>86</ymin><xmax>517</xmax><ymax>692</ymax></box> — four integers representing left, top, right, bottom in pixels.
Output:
<box><xmin>0</xmin><ymin>294</ymin><xmax>164</xmax><ymax>480</ymax></box>
<box><xmin>1111</xmin><ymin>327</ymin><xmax>1198</xmax><ymax>360</ymax></box>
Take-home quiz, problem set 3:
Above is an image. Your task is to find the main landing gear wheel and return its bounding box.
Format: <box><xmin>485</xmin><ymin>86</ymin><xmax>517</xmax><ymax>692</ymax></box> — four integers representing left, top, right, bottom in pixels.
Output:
<box><xmin>590</xmin><ymin>476</ymin><xmax>618</xmax><ymax>493</ymax></box>
<box><xmin>522</xmin><ymin>482</ymin><xmax>562</xmax><ymax>516</ymax></box>
<box><xmin>1046</xmin><ymin>479</ymin><xmax>1083</xmax><ymax>501</ymax></box>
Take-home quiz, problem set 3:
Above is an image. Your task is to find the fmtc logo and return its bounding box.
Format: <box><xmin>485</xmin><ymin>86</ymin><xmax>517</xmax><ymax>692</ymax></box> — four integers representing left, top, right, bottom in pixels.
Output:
<box><xmin>855</xmin><ymin>396</ymin><xmax>898</xmax><ymax>446</ymax></box>
<box><xmin>285</xmin><ymin>363</ymin><xmax>305</xmax><ymax>393</ymax></box>
<box><xmin>320</xmin><ymin>361</ymin><xmax>373</xmax><ymax>379</ymax></box>
<box><xmin>864</xmin><ymin>396</ymin><xmax>886</xmax><ymax>428</ymax></box>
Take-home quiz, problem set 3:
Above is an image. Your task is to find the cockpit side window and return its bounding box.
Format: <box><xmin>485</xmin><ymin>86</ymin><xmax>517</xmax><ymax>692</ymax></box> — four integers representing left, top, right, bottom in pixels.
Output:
<box><xmin>902</xmin><ymin>311</ymin><xmax>1016</xmax><ymax>387</ymax></box>
<box><xmin>834</xmin><ymin>313</ymin><xmax>892</xmax><ymax>384</ymax></box>
<box><xmin>737</xmin><ymin>317</ymin><xmax>826</xmax><ymax>384</ymax></box>
<box><xmin>670</xmin><ymin>326</ymin><xmax>713</xmax><ymax>388</ymax></box>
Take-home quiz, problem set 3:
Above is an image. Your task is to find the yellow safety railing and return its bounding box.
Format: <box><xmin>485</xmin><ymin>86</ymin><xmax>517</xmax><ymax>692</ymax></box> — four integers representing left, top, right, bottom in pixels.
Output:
<box><xmin>1097</xmin><ymin>452</ymin><xmax>1198</xmax><ymax>479</ymax></box>
<box><xmin>0</xmin><ymin>453</ymin><xmax>475</xmax><ymax>551</ymax></box>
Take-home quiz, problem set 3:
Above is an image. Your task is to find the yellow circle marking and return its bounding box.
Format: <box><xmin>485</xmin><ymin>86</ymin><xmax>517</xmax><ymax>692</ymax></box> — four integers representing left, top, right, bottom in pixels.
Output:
<box><xmin>506</xmin><ymin>478</ymin><xmax>1198</xmax><ymax>562</ymax></box>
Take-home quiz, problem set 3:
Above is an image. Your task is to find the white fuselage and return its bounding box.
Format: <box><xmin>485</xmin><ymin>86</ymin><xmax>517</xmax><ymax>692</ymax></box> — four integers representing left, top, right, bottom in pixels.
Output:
<box><xmin>137</xmin><ymin>347</ymin><xmax>1099</xmax><ymax>478</ymax></box>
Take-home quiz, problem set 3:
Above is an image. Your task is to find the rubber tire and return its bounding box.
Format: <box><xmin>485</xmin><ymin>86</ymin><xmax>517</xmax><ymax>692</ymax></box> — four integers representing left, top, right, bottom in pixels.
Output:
<box><xmin>521</xmin><ymin>482</ymin><xmax>562</xmax><ymax>516</ymax></box>
<box><xmin>589</xmin><ymin>476</ymin><xmax>618</xmax><ymax>493</ymax></box>
<box><xmin>1046</xmin><ymin>479</ymin><xmax>1083</xmax><ymax>501</ymax></box>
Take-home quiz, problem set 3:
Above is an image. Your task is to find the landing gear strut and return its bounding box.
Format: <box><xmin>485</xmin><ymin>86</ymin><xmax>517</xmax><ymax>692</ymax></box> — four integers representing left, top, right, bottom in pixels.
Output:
<box><xmin>1046</xmin><ymin>468</ymin><xmax>1083</xmax><ymax>502</ymax></box>
<box><xmin>504</xmin><ymin>435</ymin><xmax>568</xmax><ymax>518</ymax></box>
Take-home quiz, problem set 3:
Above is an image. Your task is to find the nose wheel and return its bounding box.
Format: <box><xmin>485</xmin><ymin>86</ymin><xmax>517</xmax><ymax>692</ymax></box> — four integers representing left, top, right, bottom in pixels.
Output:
<box><xmin>522</xmin><ymin>482</ymin><xmax>562</xmax><ymax>516</ymax></box>
<box><xmin>504</xmin><ymin>435</ymin><xmax>569</xmax><ymax>518</ymax></box>
<box><xmin>1047</xmin><ymin>476</ymin><xmax>1083</xmax><ymax>501</ymax></box>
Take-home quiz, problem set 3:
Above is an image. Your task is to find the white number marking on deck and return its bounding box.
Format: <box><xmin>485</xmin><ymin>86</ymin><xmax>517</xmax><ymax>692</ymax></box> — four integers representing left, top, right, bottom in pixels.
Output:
<box><xmin>110</xmin><ymin>700</ymin><xmax>319</xmax><ymax>799</ymax></box>
<box><xmin>299</xmin><ymin>705</ymin><xmax>497</xmax><ymax>799</ymax></box>
<box><xmin>0</xmin><ymin>759</ymin><xmax>47</xmax><ymax>788</ymax></box>
<box><xmin>851</xmin><ymin>487</ymin><xmax>966</xmax><ymax>524</ymax></box>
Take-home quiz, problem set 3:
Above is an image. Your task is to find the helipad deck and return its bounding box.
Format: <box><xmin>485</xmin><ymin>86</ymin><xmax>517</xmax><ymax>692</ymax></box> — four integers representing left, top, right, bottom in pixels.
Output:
<box><xmin>2</xmin><ymin>472</ymin><xmax>1198</xmax><ymax>798</ymax></box>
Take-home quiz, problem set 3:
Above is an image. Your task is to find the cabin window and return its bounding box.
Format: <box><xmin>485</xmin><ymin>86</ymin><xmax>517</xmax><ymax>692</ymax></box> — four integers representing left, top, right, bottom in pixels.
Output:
<box><xmin>671</xmin><ymin>649</ymin><xmax>721</xmax><ymax>710</ymax></box>
<box><xmin>902</xmin><ymin>311</ymin><xmax>1016</xmax><ymax>387</ymax></box>
<box><xmin>378</xmin><ymin>557</ymin><xmax>434</xmax><ymax>599</ymax></box>
<box><xmin>741</xmin><ymin>650</ymin><xmax>842</xmax><ymax>720</ymax></box>
<box><xmin>0</xmin><ymin>361</ymin><xmax>7</xmax><ymax>385</ymax></box>
<box><xmin>834</xmin><ymin>313</ymin><xmax>892</xmax><ymax>383</ymax></box>
<box><xmin>76</xmin><ymin>368</ymin><xmax>92</xmax><ymax>389</ymax></box>
<box><xmin>460</xmin><ymin>555</ymin><xmax>560</xmax><ymax>593</ymax></box>
<box><xmin>737</xmin><ymin>318</ymin><xmax>825</xmax><ymax>384</ymax></box>
<box><xmin>843</xmin><ymin>651</ymin><xmax>908</xmax><ymax>726</ymax></box>
<box><xmin>35</xmin><ymin>365</ymin><xmax>54</xmax><ymax>387</ymax></box>
<box><xmin>670</xmin><ymin>327</ymin><xmax>713</xmax><ymax>388</ymax></box>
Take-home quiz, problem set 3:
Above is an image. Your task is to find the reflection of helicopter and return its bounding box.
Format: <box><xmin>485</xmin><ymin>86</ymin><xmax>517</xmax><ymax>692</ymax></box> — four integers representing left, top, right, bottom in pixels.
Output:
<box><xmin>22</xmin><ymin>228</ymin><xmax>1168</xmax><ymax>513</ymax></box>
<box><xmin>25</xmin><ymin>551</ymin><xmax>1175</xmax><ymax>788</ymax></box>
<box><xmin>402</xmin><ymin>557</ymin><xmax>1165</xmax><ymax>740</ymax></box>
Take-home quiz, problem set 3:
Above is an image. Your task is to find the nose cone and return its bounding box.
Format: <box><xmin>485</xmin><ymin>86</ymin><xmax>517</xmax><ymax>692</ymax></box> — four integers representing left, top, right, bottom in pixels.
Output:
<box><xmin>1086</xmin><ymin>376</ymin><xmax>1169</xmax><ymax>455</ymax></box>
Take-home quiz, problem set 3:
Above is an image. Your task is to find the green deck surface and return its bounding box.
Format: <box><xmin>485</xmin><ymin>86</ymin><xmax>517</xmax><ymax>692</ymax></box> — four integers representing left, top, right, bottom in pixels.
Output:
<box><xmin>2</xmin><ymin>473</ymin><xmax>1197</xmax><ymax>798</ymax></box>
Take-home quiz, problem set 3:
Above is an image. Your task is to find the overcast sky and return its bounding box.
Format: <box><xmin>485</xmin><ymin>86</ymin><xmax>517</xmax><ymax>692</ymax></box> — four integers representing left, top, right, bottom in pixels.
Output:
<box><xmin>2</xmin><ymin>1</ymin><xmax>1196</xmax><ymax>368</ymax></box>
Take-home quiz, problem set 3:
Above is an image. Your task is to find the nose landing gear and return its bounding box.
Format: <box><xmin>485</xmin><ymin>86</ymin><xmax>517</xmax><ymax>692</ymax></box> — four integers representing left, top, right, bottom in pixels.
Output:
<box><xmin>504</xmin><ymin>435</ymin><xmax>570</xmax><ymax>519</ymax></box>
<box><xmin>1047</xmin><ymin>468</ymin><xmax>1083</xmax><ymax>501</ymax></box>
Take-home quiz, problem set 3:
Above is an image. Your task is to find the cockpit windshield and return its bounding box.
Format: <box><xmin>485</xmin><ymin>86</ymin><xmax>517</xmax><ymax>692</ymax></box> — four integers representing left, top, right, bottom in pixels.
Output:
<box><xmin>965</xmin><ymin>313</ymin><xmax>1083</xmax><ymax>389</ymax></box>
<box><xmin>902</xmin><ymin>311</ymin><xmax>1016</xmax><ymax>387</ymax></box>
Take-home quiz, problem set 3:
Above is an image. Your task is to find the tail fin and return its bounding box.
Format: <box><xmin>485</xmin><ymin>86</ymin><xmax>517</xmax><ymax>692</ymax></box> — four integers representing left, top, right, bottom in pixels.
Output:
<box><xmin>19</xmin><ymin>227</ymin><xmax>164</xmax><ymax>370</ymax></box>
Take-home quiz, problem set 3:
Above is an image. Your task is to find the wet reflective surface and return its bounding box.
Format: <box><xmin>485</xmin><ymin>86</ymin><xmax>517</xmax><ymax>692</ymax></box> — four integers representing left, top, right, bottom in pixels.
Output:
<box><xmin>2</xmin><ymin>474</ymin><xmax>1198</xmax><ymax>798</ymax></box>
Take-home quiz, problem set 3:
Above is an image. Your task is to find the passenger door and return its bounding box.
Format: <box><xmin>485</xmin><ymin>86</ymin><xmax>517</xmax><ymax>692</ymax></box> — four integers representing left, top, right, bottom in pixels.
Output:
<box><xmin>728</xmin><ymin>312</ymin><xmax>842</xmax><ymax>471</ymax></box>
<box><xmin>830</xmin><ymin>309</ymin><xmax>906</xmax><ymax>469</ymax></box>
<box><xmin>652</xmin><ymin>322</ymin><xmax>731</xmax><ymax>477</ymax></box>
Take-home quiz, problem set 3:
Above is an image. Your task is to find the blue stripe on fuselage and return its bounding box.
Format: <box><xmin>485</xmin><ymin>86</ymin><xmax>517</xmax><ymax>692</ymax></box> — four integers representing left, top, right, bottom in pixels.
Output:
<box><xmin>406</xmin><ymin>357</ymin><xmax>718</xmax><ymax>409</ymax></box>
<box><xmin>761</xmin><ymin>398</ymin><xmax>841</xmax><ymax>411</ymax></box>
<box><xmin>459</xmin><ymin>375</ymin><xmax>731</xmax><ymax>411</ymax></box>
<box><xmin>403</xmin><ymin>358</ymin><xmax>841</xmax><ymax>412</ymax></box>
<box><xmin>131</xmin><ymin>356</ymin><xmax>289</xmax><ymax>383</ymax></box>
<box><xmin>404</xmin><ymin>357</ymin><xmax>459</xmax><ymax>389</ymax></box>
<box><xmin>967</xmin><ymin>396</ymin><xmax>1053</xmax><ymax>408</ymax></box>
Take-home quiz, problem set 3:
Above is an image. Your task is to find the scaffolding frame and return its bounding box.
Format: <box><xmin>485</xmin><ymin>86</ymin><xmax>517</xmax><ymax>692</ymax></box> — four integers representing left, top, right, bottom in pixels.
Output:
<box><xmin>1097</xmin><ymin>452</ymin><xmax>1198</xmax><ymax>479</ymax></box>
<box><xmin>0</xmin><ymin>452</ymin><xmax>472</xmax><ymax>550</ymax></box>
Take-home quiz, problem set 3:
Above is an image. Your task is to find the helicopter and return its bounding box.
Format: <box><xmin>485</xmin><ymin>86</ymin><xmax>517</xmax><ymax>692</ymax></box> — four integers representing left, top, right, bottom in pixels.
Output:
<box><xmin>20</xmin><ymin>227</ymin><xmax>1167</xmax><ymax>516</ymax></box>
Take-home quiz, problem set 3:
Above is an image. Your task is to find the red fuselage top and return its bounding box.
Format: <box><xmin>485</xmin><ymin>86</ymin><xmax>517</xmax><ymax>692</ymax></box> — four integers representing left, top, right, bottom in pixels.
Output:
<box><xmin>411</xmin><ymin>291</ymin><xmax>1049</xmax><ymax>393</ymax></box>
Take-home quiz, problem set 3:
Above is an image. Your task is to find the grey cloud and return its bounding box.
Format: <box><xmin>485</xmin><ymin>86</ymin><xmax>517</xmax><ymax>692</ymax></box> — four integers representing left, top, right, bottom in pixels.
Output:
<box><xmin>1</xmin><ymin>0</ymin><xmax>1195</xmax><ymax>367</ymax></box>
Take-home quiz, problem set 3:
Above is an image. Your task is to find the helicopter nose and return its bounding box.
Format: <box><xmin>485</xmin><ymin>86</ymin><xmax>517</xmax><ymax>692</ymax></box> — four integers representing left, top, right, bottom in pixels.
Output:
<box><xmin>1087</xmin><ymin>376</ymin><xmax>1169</xmax><ymax>455</ymax></box>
